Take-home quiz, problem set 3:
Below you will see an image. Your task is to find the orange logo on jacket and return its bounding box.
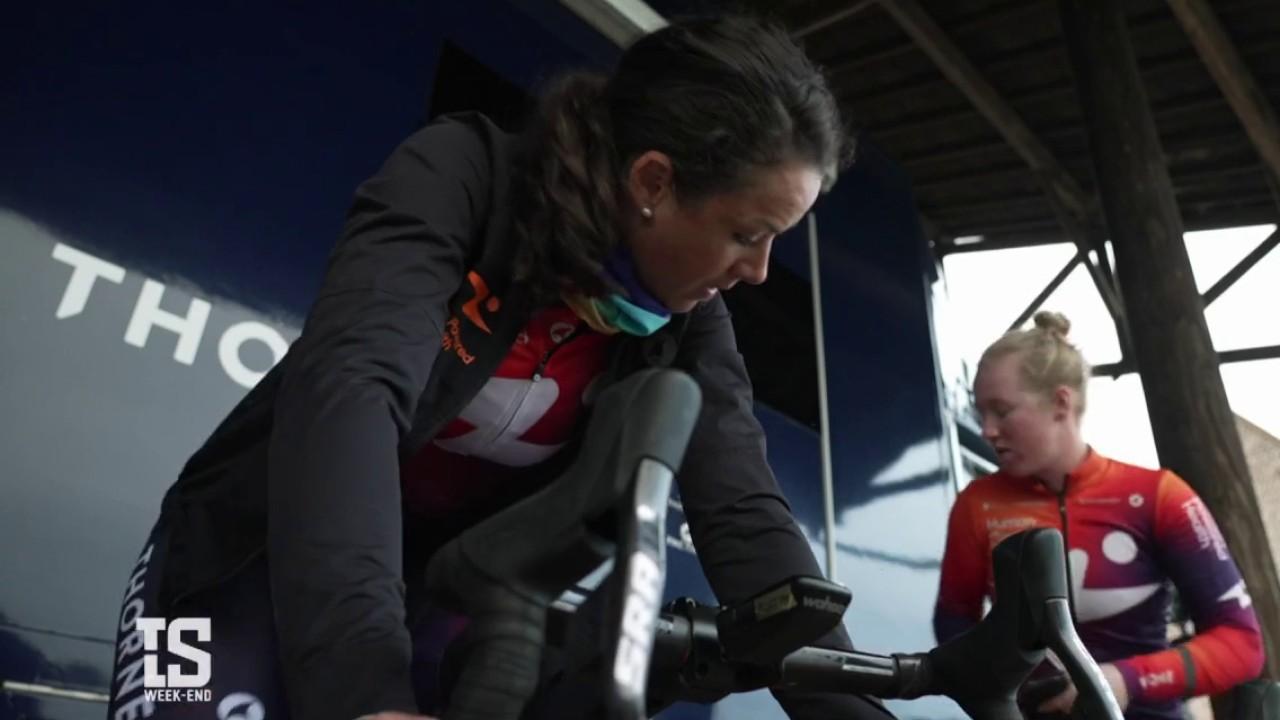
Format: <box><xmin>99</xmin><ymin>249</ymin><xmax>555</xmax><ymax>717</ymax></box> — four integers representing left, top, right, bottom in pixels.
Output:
<box><xmin>442</xmin><ymin>271</ymin><xmax>500</xmax><ymax>365</ymax></box>
<box><xmin>461</xmin><ymin>271</ymin><xmax>501</xmax><ymax>334</ymax></box>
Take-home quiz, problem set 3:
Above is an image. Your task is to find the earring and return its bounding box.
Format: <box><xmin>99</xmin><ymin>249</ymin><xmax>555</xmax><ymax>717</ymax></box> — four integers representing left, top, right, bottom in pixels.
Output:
<box><xmin>640</xmin><ymin>206</ymin><xmax>654</xmax><ymax>219</ymax></box>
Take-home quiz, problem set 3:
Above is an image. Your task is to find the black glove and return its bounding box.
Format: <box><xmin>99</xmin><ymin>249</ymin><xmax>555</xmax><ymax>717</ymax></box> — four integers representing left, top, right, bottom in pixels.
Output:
<box><xmin>1017</xmin><ymin>660</ymin><xmax>1072</xmax><ymax>720</ymax></box>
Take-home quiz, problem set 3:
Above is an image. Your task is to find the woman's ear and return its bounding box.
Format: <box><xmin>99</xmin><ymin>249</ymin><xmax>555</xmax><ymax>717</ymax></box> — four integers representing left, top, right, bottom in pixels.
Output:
<box><xmin>627</xmin><ymin>150</ymin><xmax>676</xmax><ymax>213</ymax></box>
<box><xmin>1053</xmin><ymin>386</ymin><xmax>1076</xmax><ymax>420</ymax></box>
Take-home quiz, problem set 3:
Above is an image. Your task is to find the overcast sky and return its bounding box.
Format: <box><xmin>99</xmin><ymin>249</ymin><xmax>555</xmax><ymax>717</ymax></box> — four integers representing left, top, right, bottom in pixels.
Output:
<box><xmin>938</xmin><ymin>223</ymin><xmax>1279</xmax><ymax>469</ymax></box>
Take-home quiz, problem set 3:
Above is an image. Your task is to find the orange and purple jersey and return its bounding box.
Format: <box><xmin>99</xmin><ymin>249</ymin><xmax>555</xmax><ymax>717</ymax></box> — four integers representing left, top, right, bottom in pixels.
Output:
<box><xmin>934</xmin><ymin>450</ymin><xmax>1264</xmax><ymax>718</ymax></box>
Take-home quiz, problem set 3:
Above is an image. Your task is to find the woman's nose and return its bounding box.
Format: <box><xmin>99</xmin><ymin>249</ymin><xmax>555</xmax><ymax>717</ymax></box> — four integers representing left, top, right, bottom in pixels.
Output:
<box><xmin>981</xmin><ymin>416</ymin><xmax>1000</xmax><ymax>442</ymax></box>
<box><xmin>736</xmin><ymin>241</ymin><xmax>772</xmax><ymax>286</ymax></box>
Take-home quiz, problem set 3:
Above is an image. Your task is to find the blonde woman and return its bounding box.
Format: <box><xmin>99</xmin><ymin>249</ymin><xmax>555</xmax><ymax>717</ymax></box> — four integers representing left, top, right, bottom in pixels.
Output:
<box><xmin>934</xmin><ymin>312</ymin><xmax>1263</xmax><ymax>719</ymax></box>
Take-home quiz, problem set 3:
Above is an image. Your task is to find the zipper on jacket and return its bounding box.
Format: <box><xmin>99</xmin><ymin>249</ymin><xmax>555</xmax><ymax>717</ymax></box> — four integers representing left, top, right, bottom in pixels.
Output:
<box><xmin>532</xmin><ymin>322</ymin><xmax>586</xmax><ymax>381</ymax></box>
<box><xmin>472</xmin><ymin>322</ymin><xmax>589</xmax><ymax>450</ymax></box>
<box><xmin>1058</xmin><ymin>478</ymin><xmax>1079</xmax><ymax>623</ymax></box>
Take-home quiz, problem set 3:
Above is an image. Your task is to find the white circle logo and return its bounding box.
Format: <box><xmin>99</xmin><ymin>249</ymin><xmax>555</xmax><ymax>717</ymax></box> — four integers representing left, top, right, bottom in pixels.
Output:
<box><xmin>1129</xmin><ymin>493</ymin><xmax>1144</xmax><ymax>508</ymax></box>
<box><xmin>218</xmin><ymin>692</ymin><xmax>265</xmax><ymax>720</ymax></box>
<box><xmin>550</xmin><ymin>322</ymin><xmax>576</xmax><ymax>344</ymax></box>
<box><xmin>1102</xmin><ymin>530</ymin><xmax>1139</xmax><ymax>565</ymax></box>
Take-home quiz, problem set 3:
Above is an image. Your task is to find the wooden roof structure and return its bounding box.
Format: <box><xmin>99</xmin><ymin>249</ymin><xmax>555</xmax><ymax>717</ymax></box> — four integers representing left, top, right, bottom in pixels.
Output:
<box><xmin>732</xmin><ymin>0</ymin><xmax>1280</xmax><ymax>255</ymax></box>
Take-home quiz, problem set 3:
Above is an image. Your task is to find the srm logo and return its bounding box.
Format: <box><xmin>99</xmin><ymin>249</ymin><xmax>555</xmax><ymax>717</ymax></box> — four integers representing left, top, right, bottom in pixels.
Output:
<box><xmin>135</xmin><ymin>617</ymin><xmax>213</xmax><ymax>703</ymax></box>
<box><xmin>613</xmin><ymin>552</ymin><xmax>662</xmax><ymax>698</ymax></box>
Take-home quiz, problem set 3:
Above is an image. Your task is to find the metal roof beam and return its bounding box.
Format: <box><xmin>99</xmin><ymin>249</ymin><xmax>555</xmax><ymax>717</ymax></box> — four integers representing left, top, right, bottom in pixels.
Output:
<box><xmin>1094</xmin><ymin>344</ymin><xmax>1280</xmax><ymax>377</ymax></box>
<box><xmin>874</xmin><ymin>0</ymin><xmax>1136</xmax><ymax>354</ymax></box>
<box><xmin>1202</xmin><ymin>226</ymin><xmax>1280</xmax><ymax>307</ymax></box>
<box><xmin>793</xmin><ymin>0</ymin><xmax>877</xmax><ymax>40</ymax></box>
<box><xmin>1007</xmin><ymin>251</ymin><xmax>1084</xmax><ymax>332</ymax></box>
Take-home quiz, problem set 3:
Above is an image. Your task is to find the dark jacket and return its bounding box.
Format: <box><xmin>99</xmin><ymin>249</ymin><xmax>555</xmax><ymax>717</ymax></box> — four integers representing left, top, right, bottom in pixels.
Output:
<box><xmin>157</xmin><ymin>114</ymin><xmax>890</xmax><ymax>720</ymax></box>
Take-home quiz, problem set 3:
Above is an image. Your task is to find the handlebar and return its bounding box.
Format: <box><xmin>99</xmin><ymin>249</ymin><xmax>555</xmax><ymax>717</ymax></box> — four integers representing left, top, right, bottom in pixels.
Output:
<box><xmin>637</xmin><ymin>529</ymin><xmax>1122</xmax><ymax>720</ymax></box>
<box><xmin>423</xmin><ymin>369</ymin><xmax>701</xmax><ymax>720</ymax></box>
<box><xmin>425</xmin><ymin>368</ymin><xmax>1124</xmax><ymax>720</ymax></box>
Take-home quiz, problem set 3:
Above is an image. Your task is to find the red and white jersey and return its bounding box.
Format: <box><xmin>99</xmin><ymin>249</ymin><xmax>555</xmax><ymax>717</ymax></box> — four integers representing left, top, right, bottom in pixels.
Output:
<box><xmin>401</xmin><ymin>305</ymin><xmax>612</xmax><ymax>517</ymax></box>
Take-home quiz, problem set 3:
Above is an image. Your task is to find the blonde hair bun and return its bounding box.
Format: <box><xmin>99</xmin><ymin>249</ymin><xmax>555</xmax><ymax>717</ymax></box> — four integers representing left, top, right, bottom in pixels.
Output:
<box><xmin>1033</xmin><ymin>311</ymin><xmax>1072</xmax><ymax>339</ymax></box>
<box><xmin>979</xmin><ymin>310</ymin><xmax>1090</xmax><ymax>415</ymax></box>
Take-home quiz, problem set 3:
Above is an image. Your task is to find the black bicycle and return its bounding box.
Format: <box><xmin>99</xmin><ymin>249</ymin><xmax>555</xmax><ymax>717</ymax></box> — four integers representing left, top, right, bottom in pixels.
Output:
<box><xmin>423</xmin><ymin>369</ymin><xmax>1125</xmax><ymax>720</ymax></box>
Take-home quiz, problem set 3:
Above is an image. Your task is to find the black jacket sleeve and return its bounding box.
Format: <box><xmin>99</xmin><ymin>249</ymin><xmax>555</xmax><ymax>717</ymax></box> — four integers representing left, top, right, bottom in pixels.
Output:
<box><xmin>674</xmin><ymin>295</ymin><xmax>895</xmax><ymax>720</ymax></box>
<box><xmin>266</xmin><ymin>119</ymin><xmax>489</xmax><ymax>720</ymax></box>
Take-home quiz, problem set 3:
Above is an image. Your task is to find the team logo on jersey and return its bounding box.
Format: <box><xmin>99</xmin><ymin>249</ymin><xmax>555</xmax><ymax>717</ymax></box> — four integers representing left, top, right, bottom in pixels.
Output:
<box><xmin>1219</xmin><ymin>580</ymin><xmax>1253</xmax><ymax>609</ymax></box>
<box><xmin>549</xmin><ymin>321</ymin><xmax>576</xmax><ymax>344</ymax></box>
<box><xmin>434</xmin><ymin>377</ymin><xmax>565</xmax><ymax>466</ymax></box>
<box><xmin>1068</xmin><ymin>530</ymin><xmax>1161</xmax><ymax>622</ymax></box>
<box><xmin>1138</xmin><ymin>670</ymin><xmax>1175</xmax><ymax>691</ymax></box>
<box><xmin>1078</xmin><ymin>496</ymin><xmax>1121</xmax><ymax>506</ymax></box>
<box><xmin>1181</xmin><ymin>497</ymin><xmax>1229</xmax><ymax>561</ymax></box>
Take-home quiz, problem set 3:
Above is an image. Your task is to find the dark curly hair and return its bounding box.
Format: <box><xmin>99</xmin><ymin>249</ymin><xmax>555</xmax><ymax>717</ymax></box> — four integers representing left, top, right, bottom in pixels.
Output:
<box><xmin>512</xmin><ymin>15</ymin><xmax>853</xmax><ymax>304</ymax></box>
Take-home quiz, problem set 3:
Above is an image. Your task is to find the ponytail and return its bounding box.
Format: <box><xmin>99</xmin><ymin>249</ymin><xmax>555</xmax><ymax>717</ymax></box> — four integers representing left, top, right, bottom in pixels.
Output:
<box><xmin>513</xmin><ymin>72</ymin><xmax>623</xmax><ymax>303</ymax></box>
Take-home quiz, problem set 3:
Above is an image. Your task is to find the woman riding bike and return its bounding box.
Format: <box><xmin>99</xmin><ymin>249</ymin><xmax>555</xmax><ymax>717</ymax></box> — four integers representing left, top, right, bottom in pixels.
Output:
<box><xmin>107</xmin><ymin>15</ymin><xmax>894</xmax><ymax>720</ymax></box>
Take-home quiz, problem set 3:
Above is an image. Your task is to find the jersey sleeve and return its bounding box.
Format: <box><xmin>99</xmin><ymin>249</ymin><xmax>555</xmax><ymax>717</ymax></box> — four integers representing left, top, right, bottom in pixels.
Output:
<box><xmin>1111</xmin><ymin>471</ymin><xmax>1264</xmax><ymax>704</ymax></box>
<box><xmin>934</xmin><ymin>486</ymin><xmax>989</xmax><ymax>643</ymax></box>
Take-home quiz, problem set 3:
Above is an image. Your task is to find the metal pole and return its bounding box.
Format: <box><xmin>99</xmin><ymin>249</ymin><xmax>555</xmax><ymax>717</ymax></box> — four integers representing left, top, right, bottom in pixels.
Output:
<box><xmin>793</xmin><ymin>0</ymin><xmax>876</xmax><ymax>39</ymax></box>
<box><xmin>1203</xmin><ymin>226</ymin><xmax>1280</xmax><ymax>307</ymax></box>
<box><xmin>1007</xmin><ymin>250</ymin><xmax>1084</xmax><ymax>332</ymax></box>
<box><xmin>808</xmin><ymin>213</ymin><xmax>839</xmax><ymax>581</ymax></box>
